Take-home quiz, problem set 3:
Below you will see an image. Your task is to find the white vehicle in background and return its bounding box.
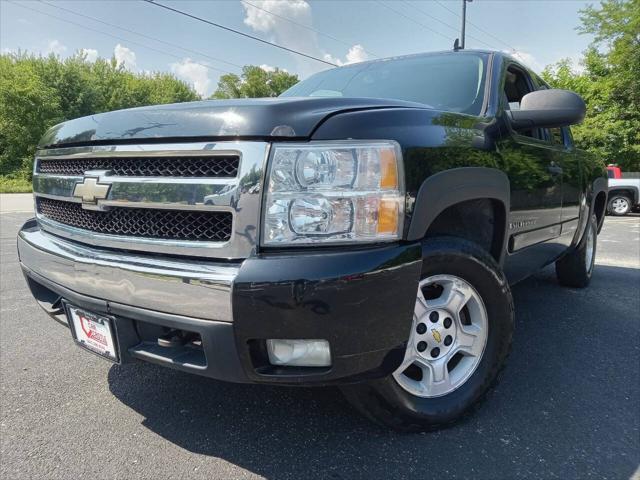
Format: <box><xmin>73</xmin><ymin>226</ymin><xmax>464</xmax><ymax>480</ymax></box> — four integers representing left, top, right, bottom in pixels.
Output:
<box><xmin>607</xmin><ymin>178</ymin><xmax>640</xmax><ymax>215</ymax></box>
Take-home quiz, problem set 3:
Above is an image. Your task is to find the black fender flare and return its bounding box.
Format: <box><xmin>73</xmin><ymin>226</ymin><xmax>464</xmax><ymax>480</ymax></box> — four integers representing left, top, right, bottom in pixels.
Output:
<box><xmin>407</xmin><ymin>167</ymin><xmax>511</xmax><ymax>264</ymax></box>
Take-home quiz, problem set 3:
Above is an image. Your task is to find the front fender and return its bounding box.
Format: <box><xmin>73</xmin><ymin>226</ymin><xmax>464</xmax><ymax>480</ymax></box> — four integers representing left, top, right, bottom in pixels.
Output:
<box><xmin>407</xmin><ymin>167</ymin><xmax>511</xmax><ymax>263</ymax></box>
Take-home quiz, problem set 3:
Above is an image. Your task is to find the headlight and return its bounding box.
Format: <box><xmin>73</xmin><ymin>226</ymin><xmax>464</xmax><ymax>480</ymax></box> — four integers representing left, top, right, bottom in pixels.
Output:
<box><xmin>262</xmin><ymin>141</ymin><xmax>404</xmax><ymax>245</ymax></box>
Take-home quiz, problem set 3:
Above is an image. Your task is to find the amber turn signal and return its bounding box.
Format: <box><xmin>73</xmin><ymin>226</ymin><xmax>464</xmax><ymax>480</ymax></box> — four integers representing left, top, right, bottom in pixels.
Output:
<box><xmin>377</xmin><ymin>199</ymin><xmax>399</xmax><ymax>235</ymax></box>
<box><xmin>379</xmin><ymin>148</ymin><xmax>399</xmax><ymax>189</ymax></box>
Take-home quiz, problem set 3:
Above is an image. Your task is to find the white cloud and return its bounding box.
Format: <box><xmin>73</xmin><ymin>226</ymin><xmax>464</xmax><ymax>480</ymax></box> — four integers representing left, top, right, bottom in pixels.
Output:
<box><xmin>242</xmin><ymin>0</ymin><xmax>315</xmax><ymax>75</ymax></box>
<box><xmin>171</xmin><ymin>58</ymin><xmax>211</xmax><ymax>97</ymax></box>
<box><xmin>324</xmin><ymin>44</ymin><xmax>369</xmax><ymax>67</ymax></box>
<box><xmin>79</xmin><ymin>48</ymin><xmax>98</xmax><ymax>62</ymax></box>
<box><xmin>114</xmin><ymin>44</ymin><xmax>137</xmax><ymax>70</ymax></box>
<box><xmin>505</xmin><ymin>49</ymin><xmax>543</xmax><ymax>72</ymax></box>
<box><xmin>243</xmin><ymin>0</ymin><xmax>311</xmax><ymax>33</ymax></box>
<box><xmin>47</xmin><ymin>39</ymin><xmax>67</xmax><ymax>56</ymax></box>
<box><xmin>560</xmin><ymin>54</ymin><xmax>586</xmax><ymax>74</ymax></box>
<box><xmin>260</xmin><ymin>64</ymin><xmax>288</xmax><ymax>73</ymax></box>
<box><xmin>506</xmin><ymin>48</ymin><xmax>588</xmax><ymax>75</ymax></box>
<box><xmin>241</xmin><ymin>0</ymin><xmax>368</xmax><ymax>76</ymax></box>
<box><xmin>345</xmin><ymin>44</ymin><xmax>368</xmax><ymax>64</ymax></box>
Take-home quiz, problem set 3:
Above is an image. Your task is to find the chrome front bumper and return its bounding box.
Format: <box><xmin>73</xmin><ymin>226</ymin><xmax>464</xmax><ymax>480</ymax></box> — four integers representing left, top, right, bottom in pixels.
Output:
<box><xmin>18</xmin><ymin>217</ymin><xmax>424</xmax><ymax>385</ymax></box>
<box><xmin>17</xmin><ymin>219</ymin><xmax>239</xmax><ymax>321</ymax></box>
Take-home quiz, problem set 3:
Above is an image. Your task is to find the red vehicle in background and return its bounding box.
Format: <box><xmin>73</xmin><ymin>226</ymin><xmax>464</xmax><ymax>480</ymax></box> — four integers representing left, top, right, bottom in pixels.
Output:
<box><xmin>607</xmin><ymin>165</ymin><xmax>622</xmax><ymax>179</ymax></box>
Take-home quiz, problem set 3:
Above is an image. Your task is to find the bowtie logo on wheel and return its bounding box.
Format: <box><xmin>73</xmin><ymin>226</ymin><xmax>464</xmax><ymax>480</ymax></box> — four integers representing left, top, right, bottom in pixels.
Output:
<box><xmin>431</xmin><ymin>329</ymin><xmax>442</xmax><ymax>344</ymax></box>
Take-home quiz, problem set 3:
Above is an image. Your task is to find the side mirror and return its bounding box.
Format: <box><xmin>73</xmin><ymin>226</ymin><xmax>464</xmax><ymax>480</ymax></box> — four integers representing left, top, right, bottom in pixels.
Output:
<box><xmin>508</xmin><ymin>89</ymin><xmax>586</xmax><ymax>130</ymax></box>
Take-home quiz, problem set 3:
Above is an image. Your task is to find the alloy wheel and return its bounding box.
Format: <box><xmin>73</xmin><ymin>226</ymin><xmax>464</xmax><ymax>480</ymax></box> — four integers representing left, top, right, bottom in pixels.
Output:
<box><xmin>393</xmin><ymin>274</ymin><xmax>489</xmax><ymax>398</ymax></box>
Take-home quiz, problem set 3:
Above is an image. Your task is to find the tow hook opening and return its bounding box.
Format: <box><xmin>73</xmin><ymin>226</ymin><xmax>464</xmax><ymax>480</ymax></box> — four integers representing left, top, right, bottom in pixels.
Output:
<box><xmin>130</xmin><ymin>323</ymin><xmax>207</xmax><ymax>369</ymax></box>
<box><xmin>157</xmin><ymin>329</ymin><xmax>201</xmax><ymax>349</ymax></box>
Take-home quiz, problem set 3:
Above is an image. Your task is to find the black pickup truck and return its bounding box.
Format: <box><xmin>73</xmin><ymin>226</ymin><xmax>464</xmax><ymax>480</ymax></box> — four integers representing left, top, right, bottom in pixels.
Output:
<box><xmin>18</xmin><ymin>50</ymin><xmax>607</xmax><ymax>431</ymax></box>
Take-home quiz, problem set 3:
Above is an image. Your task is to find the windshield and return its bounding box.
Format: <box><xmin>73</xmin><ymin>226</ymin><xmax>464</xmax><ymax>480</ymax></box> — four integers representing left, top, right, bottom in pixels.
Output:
<box><xmin>281</xmin><ymin>52</ymin><xmax>487</xmax><ymax>115</ymax></box>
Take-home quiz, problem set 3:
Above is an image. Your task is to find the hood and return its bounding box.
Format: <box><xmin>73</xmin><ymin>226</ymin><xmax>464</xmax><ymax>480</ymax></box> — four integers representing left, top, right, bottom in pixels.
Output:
<box><xmin>38</xmin><ymin>97</ymin><xmax>428</xmax><ymax>148</ymax></box>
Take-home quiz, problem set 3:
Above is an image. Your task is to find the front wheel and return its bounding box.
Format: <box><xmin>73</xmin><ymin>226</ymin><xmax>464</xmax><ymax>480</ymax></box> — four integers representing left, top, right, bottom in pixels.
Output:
<box><xmin>341</xmin><ymin>237</ymin><xmax>514</xmax><ymax>432</ymax></box>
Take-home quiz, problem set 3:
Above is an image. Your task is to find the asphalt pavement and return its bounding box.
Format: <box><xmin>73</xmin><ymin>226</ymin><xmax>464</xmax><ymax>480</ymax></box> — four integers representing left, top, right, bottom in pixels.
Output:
<box><xmin>1</xmin><ymin>202</ymin><xmax>638</xmax><ymax>479</ymax></box>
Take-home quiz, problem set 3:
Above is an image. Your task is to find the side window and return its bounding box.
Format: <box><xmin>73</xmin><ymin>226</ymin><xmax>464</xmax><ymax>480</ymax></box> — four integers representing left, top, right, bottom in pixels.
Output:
<box><xmin>533</xmin><ymin>77</ymin><xmax>567</xmax><ymax>147</ymax></box>
<box><xmin>563</xmin><ymin>127</ymin><xmax>574</xmax><ymax>148</ymax></box>
<box><xmin>548</xmin><ymin>127</ymin><xmax>564</xmax><ymax>145</ymax></box>
<box><xmin>503</xmin><ymin>66</ymin><xmax>538</xmax><ymax>138</ymax></box>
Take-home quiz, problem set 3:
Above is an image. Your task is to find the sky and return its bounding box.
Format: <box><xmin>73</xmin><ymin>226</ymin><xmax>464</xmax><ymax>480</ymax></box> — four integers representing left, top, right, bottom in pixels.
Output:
<box><xmin>0</xmin><ymin>0</ymin><xmax>596</xmax><ymax>97</ymax></box>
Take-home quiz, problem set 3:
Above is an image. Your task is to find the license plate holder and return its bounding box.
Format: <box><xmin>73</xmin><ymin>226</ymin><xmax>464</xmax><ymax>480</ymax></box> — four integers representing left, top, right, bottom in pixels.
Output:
<box><xmin>65</xmin><ymin>304</ymin><xmax>119</xmax><ymax>362</ymax></box>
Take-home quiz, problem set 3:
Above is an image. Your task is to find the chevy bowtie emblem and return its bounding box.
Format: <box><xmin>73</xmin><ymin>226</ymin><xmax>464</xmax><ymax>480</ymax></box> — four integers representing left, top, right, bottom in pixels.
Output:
<box><xmin>73</xmin><ymin>176</ymin><xmax>112</xmax><ymax>207</ymax></box>
<box><xmin>431</xmin><ymin>329</ymin><xmax>442</xmax><ymax>344</ymax></box>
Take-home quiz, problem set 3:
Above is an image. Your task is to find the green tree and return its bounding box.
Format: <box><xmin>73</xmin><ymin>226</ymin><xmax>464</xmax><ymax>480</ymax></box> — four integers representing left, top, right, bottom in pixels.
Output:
<box><xmin>0</xmin><ymin>52</ymin><xmax>296</xmax><ymax>189</ymax></box>
<box><xmin>0</xmin><ymin>54</ymin><xmax>62</xmax><ymax>177</ymax></box>
<box><xmin>542</xmin><ymin>0</ymin><xmax>639</xmax><ymax>171</ymax></box>
<box><xmin>0</xmin><ymin>51</ymin><xmax>199</xmax><ymax>183</ymax></box>
<box><xmin>212</xmin><ymin>65</ymin><xmax>298</xmax><ymax>99</ymax></box>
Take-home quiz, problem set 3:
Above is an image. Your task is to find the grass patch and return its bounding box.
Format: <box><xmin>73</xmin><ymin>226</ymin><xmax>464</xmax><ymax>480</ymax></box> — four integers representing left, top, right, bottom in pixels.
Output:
<box><xmin>0</xmin><ymin>176</ymin><xmax>32</xmax><ymax>193</ymax></box>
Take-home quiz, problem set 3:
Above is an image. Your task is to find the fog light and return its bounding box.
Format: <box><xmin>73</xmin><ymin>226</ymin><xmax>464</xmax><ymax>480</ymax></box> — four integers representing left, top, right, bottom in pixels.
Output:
<box><xmin>266</xmin><ymin>339</ymin><xmax>331</xmax><ymax>367</ymax></box>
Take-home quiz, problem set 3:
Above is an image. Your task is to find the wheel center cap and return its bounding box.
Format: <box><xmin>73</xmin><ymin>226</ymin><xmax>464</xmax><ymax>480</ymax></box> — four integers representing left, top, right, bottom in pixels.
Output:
<box><xmin>415</xmin><ymin>308</ymin><xmax>456</xmax><ymax>359</ymax></box>
<box><xmin>431</xmin><ymin>328</ymin><xmax>442</xmax><ymax>344</ymax></box>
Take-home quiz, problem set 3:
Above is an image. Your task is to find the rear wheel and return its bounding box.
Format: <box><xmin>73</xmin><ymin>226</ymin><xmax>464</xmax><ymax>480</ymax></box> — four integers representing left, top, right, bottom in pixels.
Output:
<box><xmin>341</xmin><ymin>237</ymin><xmax>514</xmax><ymax>432</ymax></box>
<box><xmin>608</xmin><ymin>195</ymin><xmax>631</xmax><ymax>216</ymax></box>
<box><xmin>555</xmin><ymin>214</ymin><xmax>597</xmax><ymax>288</ymax></box>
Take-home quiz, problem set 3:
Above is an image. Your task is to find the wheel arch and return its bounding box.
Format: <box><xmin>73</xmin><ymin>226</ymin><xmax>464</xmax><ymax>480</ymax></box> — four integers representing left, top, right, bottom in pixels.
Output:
<box><xmin>593</xmin><ymin>191</ymin><xmax>607</xmax><ymax>224</ymax></box>
<box><xmin>607</xmin><ymin>186</ymin><xmax>638</xmax><ymax>204</ymax></box>
<box><xmin>407</xmin><ymin>167</ymin><xmax>510</xmax><ymax>265</ymax></box>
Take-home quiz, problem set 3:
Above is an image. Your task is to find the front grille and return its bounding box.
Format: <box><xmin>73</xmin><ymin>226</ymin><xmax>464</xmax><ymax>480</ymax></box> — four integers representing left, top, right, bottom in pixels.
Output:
<box><xmin>37</xmin><ymin>198</ymin><xmax>232</xmax><ymax>242</ymax></box>
<box><xmin>38</xmin><ymin>155</ymin><xmax>239</xmax><ymax>178</ymax></box>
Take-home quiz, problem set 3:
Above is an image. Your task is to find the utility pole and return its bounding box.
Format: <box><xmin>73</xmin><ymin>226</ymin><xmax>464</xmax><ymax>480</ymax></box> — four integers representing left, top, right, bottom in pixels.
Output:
<box><xmin>461</xmin><ymin>0</ymin><xmax>473</xmax><ymax>49</ymax></box>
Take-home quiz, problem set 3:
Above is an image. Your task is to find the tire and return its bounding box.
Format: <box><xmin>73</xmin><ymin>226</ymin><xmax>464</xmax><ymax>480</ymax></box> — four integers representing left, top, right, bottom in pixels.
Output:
<box><xmin>555</xmin><ymin>214</ymin><xmax>597</xmax><ymax>288</ymax></box>
<box><xmin>608</xmin><ymin>195</ymin><xmax>631</xmax><ymax>216</ymax></box>
<box><xmin>341</xmin><ymin>237</ymin><xmax>514</xmax><ymax>432</ymax></box>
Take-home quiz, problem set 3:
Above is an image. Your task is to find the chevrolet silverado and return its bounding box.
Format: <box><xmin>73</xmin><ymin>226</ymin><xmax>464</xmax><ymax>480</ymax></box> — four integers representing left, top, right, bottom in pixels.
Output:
<box><xmin>17</xmin><ymin>50</ymin><xmax>608</xmax><ymax>431</ymax></box>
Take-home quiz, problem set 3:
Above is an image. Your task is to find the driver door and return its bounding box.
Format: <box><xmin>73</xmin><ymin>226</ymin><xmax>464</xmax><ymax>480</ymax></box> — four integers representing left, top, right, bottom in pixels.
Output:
<box><xmin>497</xmin><ymin>64</ymin><xmax>564</xmax><ymax>283</ymax></box>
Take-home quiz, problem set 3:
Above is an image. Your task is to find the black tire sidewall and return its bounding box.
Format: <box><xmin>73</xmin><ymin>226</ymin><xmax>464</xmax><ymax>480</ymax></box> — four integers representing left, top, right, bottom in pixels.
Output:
<box><xmin>365</xmin><ymin>239</ymin><xmax>513</xmax><ymax>425</ymax></box>
<box><xmin>585</xmin><ymin>215</ymin><xmax>597</xmax><ymax>277</ymax></box>
<box><xmin>555</xmin><ymin>214</ymin><xmax>598</xmax><ymax>288</ymax></box>
<box><xmin>574</xmin><ymin>214</ymin><xmax>598</xmax><ymax>278</ymax></box>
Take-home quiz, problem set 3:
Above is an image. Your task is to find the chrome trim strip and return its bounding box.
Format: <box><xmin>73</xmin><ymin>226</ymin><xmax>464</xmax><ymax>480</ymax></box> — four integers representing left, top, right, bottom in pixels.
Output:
<box><xmin>33</xmin><ymin>174</ymin><xmax>239</xmax><ymax>205</ymax></box>
<box><xmin>36</xmin><ymin>143</ymin><xmax>243</xmax><ymax>159</ymax></box>
<box><xmin>33</xmin><ymin>141</ymin><xmax>269</xmax><ymax>259</ymax></box>
<box><xmin>18</xmin><ymin>225</ymin><xmax>239</xmax><ymax>321</ymax></box>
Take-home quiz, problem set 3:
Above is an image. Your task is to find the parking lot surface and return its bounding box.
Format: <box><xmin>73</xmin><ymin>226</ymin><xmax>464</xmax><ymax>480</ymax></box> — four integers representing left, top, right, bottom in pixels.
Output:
<box><xmin>1</xmin><ymin>208</ymin><xmax>638</xmax><ymax>480</ymax></box>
